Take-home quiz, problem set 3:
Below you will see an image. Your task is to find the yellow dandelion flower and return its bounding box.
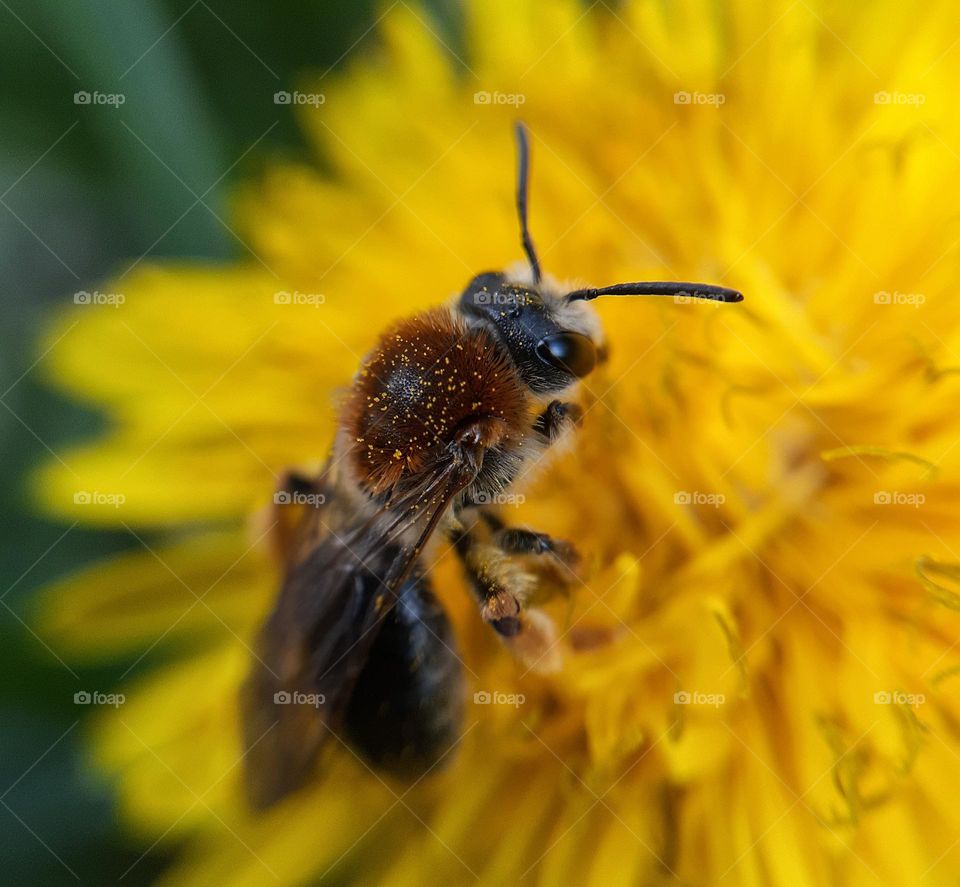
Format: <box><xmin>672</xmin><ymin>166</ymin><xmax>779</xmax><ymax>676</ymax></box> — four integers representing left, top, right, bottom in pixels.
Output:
<box><xmin>34</xmin><ymin>0</ymin><xmax>960</xmax><ymax>884</ymax></box>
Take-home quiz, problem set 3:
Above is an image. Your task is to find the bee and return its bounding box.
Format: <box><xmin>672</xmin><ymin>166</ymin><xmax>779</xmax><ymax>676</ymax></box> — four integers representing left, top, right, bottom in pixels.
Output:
<box><xmin>241</xmin><ymin>122</ymin><xmax>742</xmax><ymax>809</ymax></box>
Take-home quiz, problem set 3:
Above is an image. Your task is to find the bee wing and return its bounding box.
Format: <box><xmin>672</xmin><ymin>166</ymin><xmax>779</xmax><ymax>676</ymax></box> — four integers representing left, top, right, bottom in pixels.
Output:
<box><xmin>241</xmin><ymin>453</ymin><xmax>476</xmax><ymax>808</ymax></box>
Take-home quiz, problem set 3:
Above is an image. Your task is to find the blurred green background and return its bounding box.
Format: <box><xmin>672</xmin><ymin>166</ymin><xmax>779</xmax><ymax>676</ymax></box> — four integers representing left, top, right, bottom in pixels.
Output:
<box><xmin>0</xmin><ymin>1</ymin><xmax>457</xmax><ymax>882</ymax></box>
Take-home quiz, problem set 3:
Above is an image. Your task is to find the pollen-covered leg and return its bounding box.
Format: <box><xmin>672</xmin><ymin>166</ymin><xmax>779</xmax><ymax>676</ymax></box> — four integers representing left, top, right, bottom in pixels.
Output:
<box><xmin>451</xmin><ymin>526</ymin><xmax>561</xmax><ymax>672</ymax></box>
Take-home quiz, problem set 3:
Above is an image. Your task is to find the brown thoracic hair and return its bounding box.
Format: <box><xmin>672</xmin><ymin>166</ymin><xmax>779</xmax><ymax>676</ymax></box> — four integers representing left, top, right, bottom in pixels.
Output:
<box><xmin>342</xmin><ymin>307</ymin><xmax>529</xmax><ymax>494</ymax></box>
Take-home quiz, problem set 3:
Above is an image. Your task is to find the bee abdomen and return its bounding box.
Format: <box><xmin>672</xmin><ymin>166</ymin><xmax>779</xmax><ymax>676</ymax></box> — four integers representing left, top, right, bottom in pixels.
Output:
<box><xmin>343</xmin><ymin>573</ymin><xmax>463</xmax><ymax>777</ymax></box>
<box><xmin>343</xmin><ymin>307</ymin><xmax>528</xmax><ymax>493</ymax></box>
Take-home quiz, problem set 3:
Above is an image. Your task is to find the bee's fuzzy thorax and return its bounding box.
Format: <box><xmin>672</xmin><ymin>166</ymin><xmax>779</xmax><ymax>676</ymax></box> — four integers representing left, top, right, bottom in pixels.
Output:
<box><xmin>342</xmin><ymin>307</ymin><xmax>529</xmax><ymax>493</ymax></box>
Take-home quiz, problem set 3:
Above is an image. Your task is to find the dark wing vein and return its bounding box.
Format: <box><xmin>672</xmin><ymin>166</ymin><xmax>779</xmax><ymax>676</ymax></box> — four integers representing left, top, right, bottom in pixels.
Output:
<box><xmin>240</xmin><ymin>452</ymin><xmax>475</xmax><ymax>808</ymax></box>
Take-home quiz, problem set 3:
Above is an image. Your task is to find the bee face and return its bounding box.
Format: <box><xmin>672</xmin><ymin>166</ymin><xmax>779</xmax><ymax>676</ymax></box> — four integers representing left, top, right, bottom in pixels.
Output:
<box><xmin>458</xmin><ymin>271</ymin><xmax>604</xmax><ymax>395</ymax></box>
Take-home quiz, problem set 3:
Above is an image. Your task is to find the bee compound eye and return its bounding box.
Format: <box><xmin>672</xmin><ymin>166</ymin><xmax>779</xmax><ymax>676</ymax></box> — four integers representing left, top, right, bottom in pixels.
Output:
<box><xmin>535</xmin><ymin>332</ymin><xmax>597</xmax><ymax>378</ymax></box>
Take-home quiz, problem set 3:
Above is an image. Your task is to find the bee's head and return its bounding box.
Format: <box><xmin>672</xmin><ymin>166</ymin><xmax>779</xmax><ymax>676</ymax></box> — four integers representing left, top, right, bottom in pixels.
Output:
<box><xmin>460</xmin><ymin>122</ymin><xmax>743</xmax><ymax>395</ymax></box>
<box><xmin>459</xmin><ymin>272</ymin><xmax>604</xmax><ymax>394</ymax></box>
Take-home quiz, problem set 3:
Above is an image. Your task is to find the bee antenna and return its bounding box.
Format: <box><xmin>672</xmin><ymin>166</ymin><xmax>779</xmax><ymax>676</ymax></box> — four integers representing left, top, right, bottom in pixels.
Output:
<box><xmin>565</xmin><ymin>281</ymin><xmax>743</xmax><ymax>303</ymax></box>
<box><xmin>514</xmin><ymin>121</ymin><xmax>542</xmax><ymax>284</ymax></box>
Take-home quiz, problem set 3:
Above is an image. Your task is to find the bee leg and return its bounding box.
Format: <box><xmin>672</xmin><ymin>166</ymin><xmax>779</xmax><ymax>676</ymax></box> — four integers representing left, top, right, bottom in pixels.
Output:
<box><xmin>533</xmin><ymin>400</ymin><xmax>583</xmax><ymax>441</ymax></box>
<box><xmin>490</xmin><ymin>526</ymin><xmax>579</xmax><ymax>570</ymax></box>
<box><xmin>268</xmin><ymin>469</ymin><xmax>328</xmax><ymax>564</ymax></box>
<box><xmin>477</xmin><ymin>510</ymin><xmax>578</xmax><ymax>571</ymax></box>
<box><xmin>451</xmin><ymin>526</ymin><xmax>561</xmax><ymax>672</ymax></box>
